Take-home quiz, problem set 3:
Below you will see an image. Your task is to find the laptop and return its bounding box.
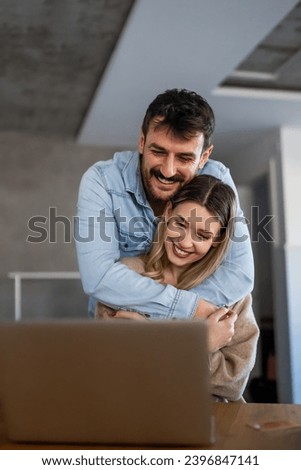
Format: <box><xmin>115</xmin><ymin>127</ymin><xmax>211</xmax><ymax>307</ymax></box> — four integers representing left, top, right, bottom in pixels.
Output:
<box><xmin>0</xmin><ymin>319</ymin><xmax>214</xmax><ymax>446</ymax></box>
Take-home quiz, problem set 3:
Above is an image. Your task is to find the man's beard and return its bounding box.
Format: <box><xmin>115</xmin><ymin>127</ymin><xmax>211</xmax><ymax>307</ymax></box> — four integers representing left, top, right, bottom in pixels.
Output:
<box><xmin>142</xmin><ymin>168</ymin><xmax>185</xmax><ymax>202</ymax></box>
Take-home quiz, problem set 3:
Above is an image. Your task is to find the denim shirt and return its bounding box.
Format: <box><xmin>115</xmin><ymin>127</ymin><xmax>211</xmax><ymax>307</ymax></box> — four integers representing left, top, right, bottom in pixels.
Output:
<box><xmin>75</xmin><ymin>151</ymin><xmax>254</xmax><ymax>319</ymax></box>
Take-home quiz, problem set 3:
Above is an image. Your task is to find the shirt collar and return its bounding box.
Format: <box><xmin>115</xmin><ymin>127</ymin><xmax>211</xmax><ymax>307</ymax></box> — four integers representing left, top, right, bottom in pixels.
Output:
<box><xmin>122</xmin><ymin>151</ymin><xmax>148</xmax><ymax>206</ymax></box>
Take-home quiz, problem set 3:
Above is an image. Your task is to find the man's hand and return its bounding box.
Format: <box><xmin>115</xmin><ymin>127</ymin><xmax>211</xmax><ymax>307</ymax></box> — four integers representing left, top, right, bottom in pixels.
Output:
<box><xmin>95</xmin><ymin>304</ymin><xmax>117</xmax><ymax>320</ymax></box>
<box><xmin>206</xmin><ymin>307</ymin><xmax>237</xmax><ymax>353</ymax></box>
<box><xmin>194</xmin><ymin>298</ymin><xmax>217</xmax><ymax>319</ymax></box>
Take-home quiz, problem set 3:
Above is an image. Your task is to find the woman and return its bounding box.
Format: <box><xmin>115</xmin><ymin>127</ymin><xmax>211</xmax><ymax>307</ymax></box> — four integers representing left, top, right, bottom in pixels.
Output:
<box><xmin>96</xmin><ymin>175</ymin><xmax>259</xmax><ymax>401</ymax></box>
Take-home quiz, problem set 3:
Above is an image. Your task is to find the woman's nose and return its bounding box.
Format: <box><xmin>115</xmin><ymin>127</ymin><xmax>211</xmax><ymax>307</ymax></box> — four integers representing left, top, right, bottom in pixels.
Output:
<box><xmin>179</xmin><ymin>230</ymin><xmax>194</xmax><ymax>248</ymax></box>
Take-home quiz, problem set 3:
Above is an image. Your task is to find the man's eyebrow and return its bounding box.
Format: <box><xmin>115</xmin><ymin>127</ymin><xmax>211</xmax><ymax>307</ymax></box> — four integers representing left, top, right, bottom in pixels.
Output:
<box><xmin>149</xmin><ymin>143</ymin><xmax>166</xmax><ymax>150</ymax></box>
<box><xmin>176</xmin><ymin>151</ymin><xmax>196</xmax><ymax>158</ymax></box>
<box><xmin>149</xmin><ymin>143</ymin><xmax>196</xmax><ymax>158</ymax></box>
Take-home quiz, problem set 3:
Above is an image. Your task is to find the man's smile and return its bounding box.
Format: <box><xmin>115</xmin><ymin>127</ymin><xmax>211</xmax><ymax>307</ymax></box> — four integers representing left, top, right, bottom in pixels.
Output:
<box><xmin>151</xmin><ymin>170</ymin><xmax>184</xmax><ymax>187</ymax></box>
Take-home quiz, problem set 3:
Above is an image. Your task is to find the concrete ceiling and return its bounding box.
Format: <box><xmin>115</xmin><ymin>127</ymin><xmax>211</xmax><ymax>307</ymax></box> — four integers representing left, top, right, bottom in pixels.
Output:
<box><xmin>0</xmin><ymin>0</ymin><xmax>135</xmax><ymax>136</ymax></box>
<box><xmin>222</xmin><ymin>2</ymin><xmax>301</xmax><ymax>92</ymax></box>
<box><xmin>1</xmin><ymin>0</ymin><xmax>301</xmax><ymax>161</ymax></box>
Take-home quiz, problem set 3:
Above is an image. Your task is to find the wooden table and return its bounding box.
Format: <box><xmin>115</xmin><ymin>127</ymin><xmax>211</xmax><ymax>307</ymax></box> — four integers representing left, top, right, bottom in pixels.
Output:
<box><xmin>1</xmin><ymin>402</ymin><xmax>301</xmax><ymax>450</ymax></box>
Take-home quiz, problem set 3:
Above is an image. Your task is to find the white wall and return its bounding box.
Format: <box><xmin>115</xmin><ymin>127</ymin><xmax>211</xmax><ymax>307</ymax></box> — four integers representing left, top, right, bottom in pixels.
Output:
<box><xmin>220</xmin><ymin>129</ymin><xmax>301</xmax><ymax>403</ymax></box>
<box><xmin>280</xmin><ymin>128</ymin><xmax>301</xmax><ymax>403</ymax></box>
<box><xmin>230</xmin><ymin>128</ymin><xmax>301</xmax><ymax>403</ymax></box>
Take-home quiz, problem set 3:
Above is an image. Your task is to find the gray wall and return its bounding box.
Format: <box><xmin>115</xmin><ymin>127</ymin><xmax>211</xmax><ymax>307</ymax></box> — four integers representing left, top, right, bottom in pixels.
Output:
<box><xmin>0</xmin><ymin>132</ymin><xmax>113</xmax><ymax>321</ymax></box>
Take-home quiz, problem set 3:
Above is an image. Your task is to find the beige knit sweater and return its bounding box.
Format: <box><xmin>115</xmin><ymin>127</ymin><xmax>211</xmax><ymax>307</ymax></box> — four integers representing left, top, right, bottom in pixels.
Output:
<box><xmin>95</xmin><ymin>257</ymin><xmax>259</xmax><ymax>402</ymax></box>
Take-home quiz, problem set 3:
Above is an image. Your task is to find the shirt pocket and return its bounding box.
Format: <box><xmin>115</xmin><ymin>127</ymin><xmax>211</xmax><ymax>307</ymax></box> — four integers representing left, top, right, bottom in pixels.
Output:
<box><xmin>118</xmin><ymin>230</ymin><xmax>151</xmax><ymax>256</ymax></box>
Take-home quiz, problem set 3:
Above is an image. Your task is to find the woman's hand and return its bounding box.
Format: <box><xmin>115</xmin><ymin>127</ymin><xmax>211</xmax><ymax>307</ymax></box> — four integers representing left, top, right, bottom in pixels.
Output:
<box><xmin>206</xmin><ymin>307</ymin><xmax>237</xmax><ymax>353</ymax></box>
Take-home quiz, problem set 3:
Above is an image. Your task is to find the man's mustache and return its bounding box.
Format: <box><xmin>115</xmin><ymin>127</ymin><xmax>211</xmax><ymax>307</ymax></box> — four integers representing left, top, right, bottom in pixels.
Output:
<box><xmin>151</xmin><ymin>169</ymin><xmax>184</xmax><ymax>183</ymax></box>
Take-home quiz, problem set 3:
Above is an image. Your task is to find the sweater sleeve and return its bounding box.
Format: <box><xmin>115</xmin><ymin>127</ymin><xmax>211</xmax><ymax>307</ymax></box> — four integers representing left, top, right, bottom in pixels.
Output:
<box><xmin>209</xmin><ymin>294</ymin><xmax>259</xmax><ymax>401</ymax></box>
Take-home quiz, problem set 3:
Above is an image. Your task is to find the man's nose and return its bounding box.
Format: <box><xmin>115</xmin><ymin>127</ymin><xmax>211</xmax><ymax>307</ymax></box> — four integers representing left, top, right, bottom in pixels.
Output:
<box><xmin>160</xmin><ymin>156</ymin><xmax>176</xmax><ymax>178</ymax></box>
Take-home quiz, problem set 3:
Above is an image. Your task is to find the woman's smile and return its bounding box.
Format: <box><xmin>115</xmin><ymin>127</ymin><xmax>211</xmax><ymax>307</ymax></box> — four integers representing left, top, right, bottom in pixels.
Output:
<box><xmin>172</xmin><ymin>243</ymin><xmax>194</xmax><ymax>258</ymax></box>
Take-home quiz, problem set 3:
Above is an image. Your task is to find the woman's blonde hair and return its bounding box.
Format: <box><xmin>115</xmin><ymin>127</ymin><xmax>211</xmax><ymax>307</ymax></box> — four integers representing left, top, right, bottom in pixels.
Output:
<box><xmin>143</xmin><ymin>175</ymin><xmax>236</xmax><ymax>290</ymax></box>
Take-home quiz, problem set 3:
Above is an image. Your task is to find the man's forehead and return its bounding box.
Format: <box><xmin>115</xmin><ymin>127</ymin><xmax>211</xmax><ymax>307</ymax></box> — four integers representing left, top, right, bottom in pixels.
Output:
<box><xmin>148</xmin><ymin>118</ymin><xmax>204</xmax><ymax>142</ymax></box>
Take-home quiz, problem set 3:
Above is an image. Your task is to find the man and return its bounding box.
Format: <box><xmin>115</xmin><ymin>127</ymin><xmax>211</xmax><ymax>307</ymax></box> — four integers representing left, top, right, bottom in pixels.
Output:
<box><xmin>75</xmin><ymin>89</ymin><xmax>254</xmax><ymax>320</ymax></box>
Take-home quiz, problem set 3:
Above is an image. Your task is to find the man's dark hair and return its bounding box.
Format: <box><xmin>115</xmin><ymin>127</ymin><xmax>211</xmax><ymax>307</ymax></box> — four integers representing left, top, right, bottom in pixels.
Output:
<box><xmin>141</xmin><ymin>88</ymin><xmax>215</xmax><ymax>150</ymax></box>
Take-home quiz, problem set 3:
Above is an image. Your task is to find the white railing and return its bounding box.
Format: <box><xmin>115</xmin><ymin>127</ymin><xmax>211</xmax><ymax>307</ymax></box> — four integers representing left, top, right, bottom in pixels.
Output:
<box><xmin>8</xmin><ymin>272</ymin><xmax>81</xmax><ymax>321</ymax></box>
